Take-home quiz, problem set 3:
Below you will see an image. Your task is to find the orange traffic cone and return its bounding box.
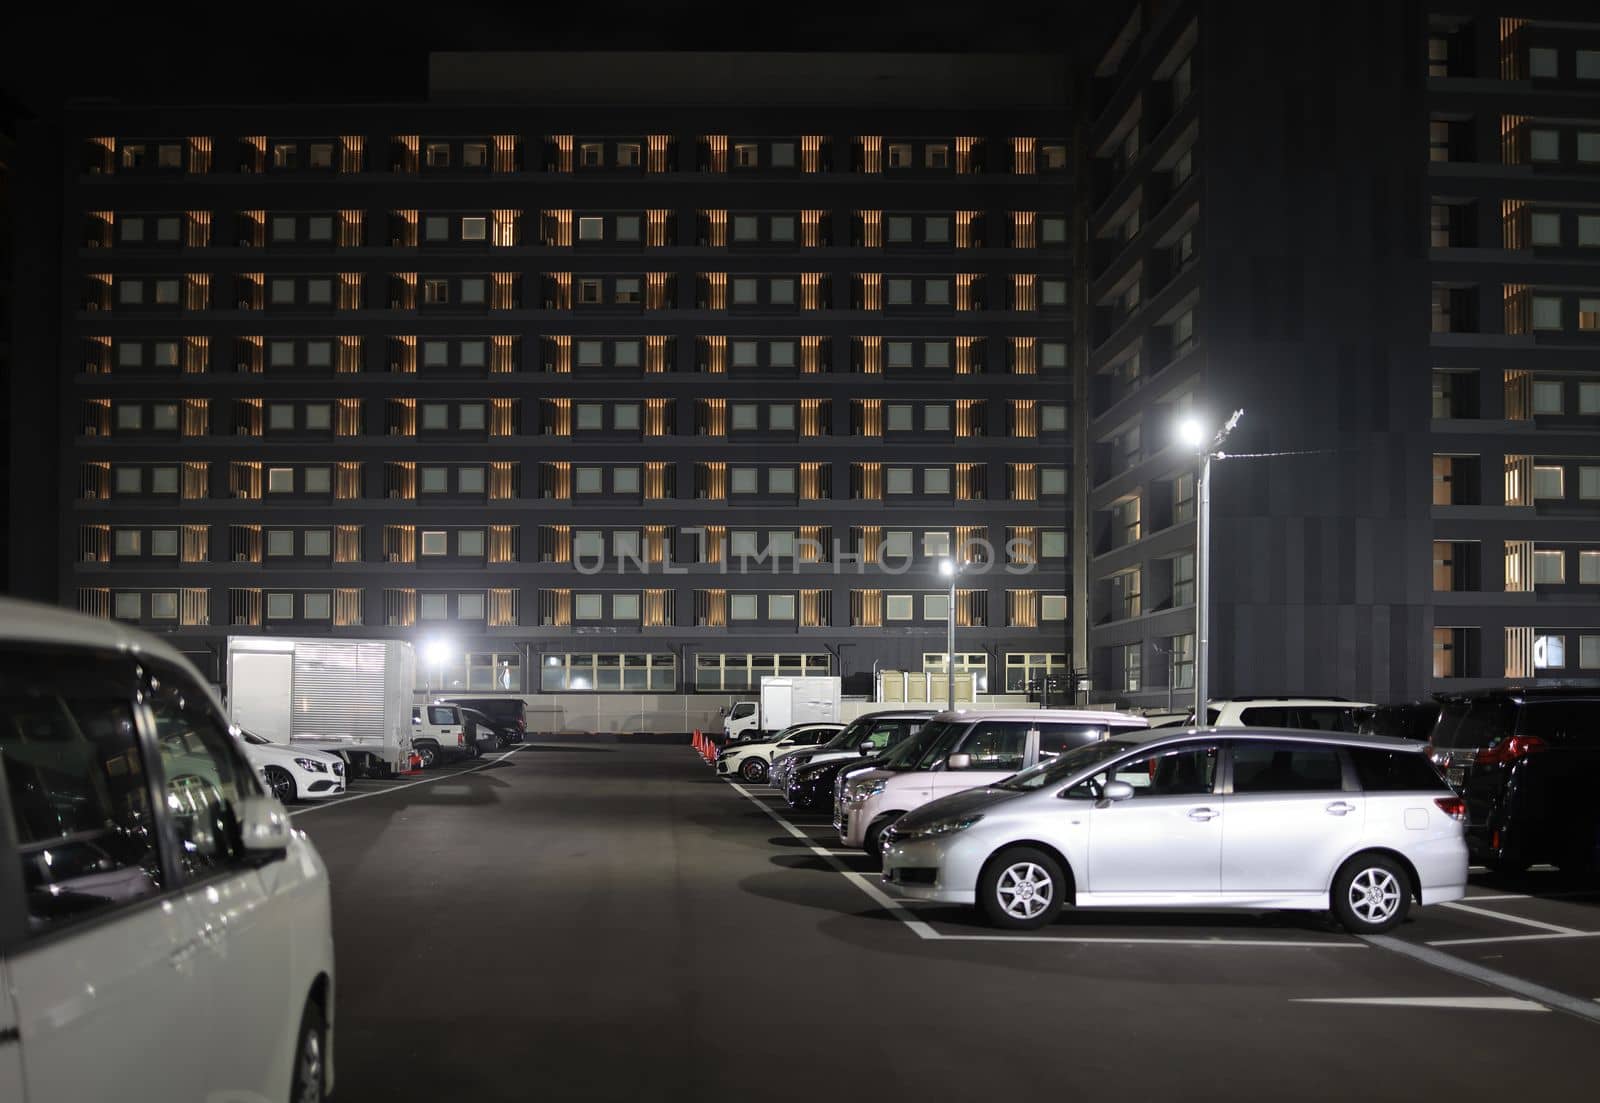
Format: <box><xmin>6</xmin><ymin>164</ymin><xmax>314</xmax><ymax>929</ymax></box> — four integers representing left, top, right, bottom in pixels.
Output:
<box><xmin>693</xmin><ymin>730</ymin><xmax>704</xmax><ymax>755</ymax></box>
<box><xmin>399</xmin><ymin>751</ymin><xmax>423</xmax><ymax>777</ymax></box>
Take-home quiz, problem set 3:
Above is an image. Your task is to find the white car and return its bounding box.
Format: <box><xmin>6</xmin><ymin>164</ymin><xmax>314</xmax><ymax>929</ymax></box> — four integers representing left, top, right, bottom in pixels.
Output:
<box><xmin>718</xmin><ymin>722</ymin><xmax>842</xmax><ymax>783</ymax></box>
<box><xmin>0</xmin><ymin>596</ymin><xmax>335</xmax><ymax>1103</ymax></box>
<box><xmin>769</xmin><ymin>710</ymin><xmax>936</xmax><ymax>792</ymax></box>
<box><xmin>411</xmin><ymin>703</ymin><xmax>471</xmax><ymax>767</ymax></box>
<box><xmin>882</xmin><ymin>728</ymin><xmax>1468</xmax><ymax>933</ymax></box>
<box><xmin>837</xmin><ymin>709</ymin><xmax>1150</xmax><ymax>854</ymax></box>
<box><xmin>1204</xmin><ymin>697</ymin><xmax>1374</xmax><ymax>730</ymax></box>
<box><xmin>238</xmin><ymin>730</ymin><xmax>348</xmax><ymax>803</ymax></box>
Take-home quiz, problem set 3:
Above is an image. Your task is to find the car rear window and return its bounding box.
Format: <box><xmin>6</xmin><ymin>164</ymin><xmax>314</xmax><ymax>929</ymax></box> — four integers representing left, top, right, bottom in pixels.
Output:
<box><xmin>1350</xmin><ymin>748</ymin><xmax>1451</xmax><ymax>792</ymax></box>
<box><xmin>1431</xmin><ymin>698</ymin><xmax>1515</xmax><ymax>749</ymax></box>
<box><xmin>427</xmin><ymin>706</ymin><xmax>457</xmax><ymax>725</ymax></box>
<box><xmin>1517</xmin><ymin>700</ymin><xmax>1600</xmax><ymax>747</ymax></box>
<box><xmin>1037</xmin><ymin>723</ymin><xmax>1112</xmax><ymax>758</ymax></box>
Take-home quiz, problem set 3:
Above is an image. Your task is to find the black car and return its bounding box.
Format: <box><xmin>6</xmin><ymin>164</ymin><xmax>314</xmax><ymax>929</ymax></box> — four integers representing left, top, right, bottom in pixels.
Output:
<box><xmin>455</xmin><ymin>707</ymin><xmax>503</xmax><ymax>756</ymax></box>
<box><xmin>787</xmin><ymin>716</ymin><xmax>944</xmax><ymax>811</ymax></box>
<box><xmin>443</xmin><ymin>697</ymin><xmax>525</xmax><ymax>744</ymax></box>
<box><xmin>1430</xmin><ymin>688</ymin><xmax>1600</xmax><ymax>874</ymax></box>
<box><xmin>1355</xmin><ymin>700</ymin><xmax>1441</xmax><ymax>742</ymax></box>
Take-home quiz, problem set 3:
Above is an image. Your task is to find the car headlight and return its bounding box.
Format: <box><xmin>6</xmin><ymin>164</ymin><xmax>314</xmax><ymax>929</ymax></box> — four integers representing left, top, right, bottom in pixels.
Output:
<box><xmin>900</xmin><ymin>815</ymin><xmax>984</xmax><ymax>840</ymax></box>
<box><xmin>294</xmin><ymin>757</ymin><xmax>329</xmax><ymax>773</ymax></box>
<box><xmin>847</xmin><ymin>777</ymin><xmax>887</xmax><ymax>801</ymax></box>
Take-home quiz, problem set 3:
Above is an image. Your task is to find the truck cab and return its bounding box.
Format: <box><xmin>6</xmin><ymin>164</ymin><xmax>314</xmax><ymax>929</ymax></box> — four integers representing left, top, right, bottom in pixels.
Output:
<box><xmin>722</xmin><ymin>701</ymin><xmax>759</xmax><ymax>740</ymax></box>
<box><xmin>411</xmin><ymin>704</ymin><xmax>469</xmax><ymax>768</ymax></box>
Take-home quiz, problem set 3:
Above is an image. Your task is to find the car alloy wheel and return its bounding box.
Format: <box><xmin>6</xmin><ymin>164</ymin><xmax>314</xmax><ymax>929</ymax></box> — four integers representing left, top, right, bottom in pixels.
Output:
<box><xmin>262</xmin><ymin>765</ymin><xmax>297</xmax><ymax>804</ymax></box>
<box><xmin>416</xmin><ymin>745</ymin><xmax>437</xmax><ymax>769</ymax></box>
<box><xmin>1331</xmin><ymin>853</ymin><xmax>1411</xmax><ymax>934</ymax></box>
<box><xmin>740</xmin><ymin>758</ymin><xmax>768</xmax><ymax>783</ymax></box>
<box><xmin>290</xmin><ymin>1000</ymin><xmax>326</xmax><ymax>1103</ymax></box>
<box><xmin>979</xmin><ymin>846</ymin><xmax>1067</xmax><ymax>929</ymax></box>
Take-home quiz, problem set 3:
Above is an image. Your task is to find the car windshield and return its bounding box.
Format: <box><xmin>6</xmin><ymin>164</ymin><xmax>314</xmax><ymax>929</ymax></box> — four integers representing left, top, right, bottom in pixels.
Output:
<box><xmin>993</xmin><ymin>739</ymin><xmax>1147</xmax><ymax>792</ymax></box>
<box><xmin>871</xmin><ymin>723</ymin><xmax>947</xmax><ymax>769</ymax></box>
<box><xmin>906</xmin><ymin>721</ymin><xmax>969</xmax><ymax>770</ymax></box>
<box><xmin>240</xmin><ymin>731</ymin><xmax>270</xmax><ymax>746</ymax></box>
<box><xmin>821</xmin><ymin>717</ymin><xmax>874</xmax><ymax>751</ymax></box>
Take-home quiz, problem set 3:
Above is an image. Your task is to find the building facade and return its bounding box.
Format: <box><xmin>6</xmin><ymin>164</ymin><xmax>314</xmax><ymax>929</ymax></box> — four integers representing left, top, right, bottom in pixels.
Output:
<box><xmin>35</xmin><ymin>54</ymin><xmax>1074</xmax><ymax>697</ymax></box>
<box><xmin>1077</xmin><ymin>0</ymin><xmax>1600</xmax><ymax>709</ymax></box>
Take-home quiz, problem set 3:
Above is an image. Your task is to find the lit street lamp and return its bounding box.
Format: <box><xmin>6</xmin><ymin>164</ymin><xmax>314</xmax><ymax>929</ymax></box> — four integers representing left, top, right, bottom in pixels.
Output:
<box><xmin>424</xmin><ymin>638</ymin><xmax>454</xmax><ymax>698</ymax></box>
<box><xmin>939</xmin><ymin>558</ymin><xmax>963</xmax><ymax>712</ymax></box>
<box><xmin>1175</xmin><ymin>409</ymin><xmax>1243</xmax><ymax>724</ymax></box>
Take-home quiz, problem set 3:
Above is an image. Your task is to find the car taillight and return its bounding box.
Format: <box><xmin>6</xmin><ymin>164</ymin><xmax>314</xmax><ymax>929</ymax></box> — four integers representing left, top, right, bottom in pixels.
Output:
<box><xmin>1434</xmin><ymin>796</ymin><xmax>1466</xmax><ymax>821</ymax></box>
<box><xmin>457</xmin><ymin>734</ymin><xmax>466</xmax><ymax>746</ymax></box>
<box><xmin>1476</xmin><ymin>735</ymin><xmax>1547</xmax><ymax>768</ymax></box>
<box><xmin>516</xmin><ymin>718</ymin><xmax>526</xmax><ymax>731</ymax></box>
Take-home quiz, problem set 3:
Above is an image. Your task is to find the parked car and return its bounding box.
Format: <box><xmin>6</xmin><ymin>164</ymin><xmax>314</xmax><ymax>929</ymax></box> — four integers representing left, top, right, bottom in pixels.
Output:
<box><xmin>411</xmin><ymin>703</ymin><xmax>470</xmax><ymax>767</ymax></box>
<box><xmin>1426</xmin><ymin>688</ymin><xmax>1600</xmax><ymax>873</ymax></box>
<box><xmin>238</xmin><ymin>729</ymin><xmax>347</xmax><ymax>803</ymax></box>
<box><xmin>768</xmin><ymin>709</ymin><xmax>936</xmax><ymax>792</ymax></box>
<box><xmin>443</xmin><ymin>696</ymin><xmax>526</xmax><ymax>743</ymax></box>
<box><xmin>836</xmin><ymin>709</ymin><xmax>1151</xmax><ymax>855</ymax></box>
<box><xmin>718</xmin><ymin>723</ymin><xmax>842</xmax><ymax>782</ymax></box>
<box><xmin>792</xmin><ymin>720</ymin><xmax>951</xmax><ymax>811</ymax></box>
<box><xmin>1205</xmin><ymin>697</ymin><xmax>1373</xmax><ymax>730</ymax></box>
<box><xmin>882</xmin><ymin>728</ymin><xmax>1468</xmax><ymax>933</ymax></box>
<box><xmin>456</xmin><ymin>706</ymin><xmax>503</xmax><ymax>755</ymax></box>
<box><xmin>0</xmin><ymin>596</ymin><xmax>335</xmax><ymax>1102</ymax></box>
<box><xmin>1356</xmin><ymin>700</ymin><xmax>1441</xmax><ymax>742</ymax></box>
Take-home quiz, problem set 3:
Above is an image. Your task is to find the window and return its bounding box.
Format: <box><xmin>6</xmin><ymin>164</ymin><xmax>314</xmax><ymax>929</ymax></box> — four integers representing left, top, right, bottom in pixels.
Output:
<box><xmin>1168</xmin><ymin>550</ymin><xmax>1197</xmax><ymax>606</ymax></box>
<box><xmin>1582</xmin><ymin>297</ymin><xmax>1600</xmax><ymax>330</ymax></box>
<box><xmin>578</xmin><ymin>217</ymin><xmax>604</xmax><ymax>242</ymax></box>
<box><xmin>730</xmin><ymin>594</ymin><xmax>759</xmax><ymax>620</ymax></box>
<box><xmin>1580</xmin><ymin>216</ymin><xmax>1600</xmax><ymax>247</ymax></box>
<box><xmin>886</xmin><ymin>404</ymin><xmax>914</xmax><ymax>432</ymax></box>
<box><xmin>769</xmin><ymin>404</ymin><xmax>795</xmax><ymax>431</ymax></box>
<box><xmin>419</xmin><ymin>467</ymin><xmax>449</xmax><ymax>493</ymax></box>
<box><xmin>1040</xmin><ymin>467</ymin><xmax>1067</xmax><ymax>495</ymax></box>
<box><xmin>114</xmin><ymin>592</ymin><xmax>141</xmax><ymax>619</ymax></box>
<box><xmin>925</xmin><ymin>217</ymin><xmax>950</xmax><ymax>243</ymax></box>
<box><xmin>460</xmin><ymin>217</ymin><xmax>487</xmax><ymax>241</ymax></box>
<box><xmin>1534</xmin><ymin>549</ymin><xmax>1565</xmax><ymax>584</ymax></box>
<box><xmin>1582</xmin><ymin>636</ymin><xmax>1600</xmax><ymax>669</ymax></box>
<box><xmin>924</xmin><ymin>594</ymin><xmax>949</xmax><ymax>621</ymax></box>
<box><xmin>266</xmin><ymin>592</ymin><xmax>295</xmax><ymax>619</ymax></box>
<box><xmin>886</xmin><ymin>594</ymin><xmax>915</xmax><ymax>620</ymax></box>
<box><xmin>925</xmin><ymin>404</ymin><xmax>951</xmax><ymax>432</ymax></box>
<box><xmin>1535</xmin><ymin>634</ymin><xmax>1566</xmax><ymax>669</ymax></box>
<box><xmin>1531</xmin><ymin>212</ymin><xmax>1561</xmax><ymax>245</ymax></box>
<box><xmin>1121</xmin><ymin>643</ymin><xmax>1141</xmax><ymax>691</ymax></box>
<box><xmin>1530</xmin><ymin>129</ymin><xmax>1560</xmax><ymax>162</ymax></box>
<box><xmin>267</xmin><ymin>529</ymin><xmax>296</xmax><ymax>557</ymax></box>
<box><xmin>769</xmin><ymin>593</ymin><xmax>796</xmax><ymax>620</ymax></box>
<box><xmin>457</xmin><ymin>593</ymin><xmax>485</xmax><ymax>620</ymax></box>
<box><xmin>1042</xmin><ymin>216</ymin><xmax>1067</xmax><ymax>245</ymax></box>
<box><xmin>730</xmin><ymin>467</ymin><xmax>758</xmax><ymax>494</ymax></box>
<box><xmin>733</xmin><ymin>215</ymin><xmax>759</xmax><ymax>242</ymax></box>
<box><xmin>734</xmin><ymin>143</ymin><xmax>759</xmax><ymax>168</ymax></box>
<box><xmin>768</xmin><ymin>467</ymin><xmax>795</xmax><ymax>494</ymax></box>
<box><xmin>419</xmin><ymin>593</ymin><xmax>449</xmax><ymax>620</ymax></box>
<box><xmin>771</xmin><ymin>278</ymin><xmax>795</xmax><ymax>305</ymax></box>
<box><xmin>887</xmin><ymin>278</ymin><xmax>913</xmax><ymax>305</ymax></box>
<box><xmin>771</xmin><ymin>143</ymin><xmax>795</xmax><ymax>168</ymax></box>
<box><xmin>1534</xmin><ymin>465</ymin><xmax>1564</xmax><ymax>499</ymax></box>
<box><xmin>1171</xmin><ymin>472</ymin><xmax>1196</xmax><ymax>524</ymax></box>
<box><xmin>887</xmin><ymin>143</ymin><xmax>913</xmax><ymax>168</ymax></box>
<box><xmin>1040</xmin><ymin>404</ymin><xmax>1067</xmax><ymax>432</ymax></box>
<box><xmin>267</xmin><ymin>467</ymin><xmax>294</xmax><ymax>493</ymax></box>
<box><xmin>304</xmin><ymin>530</ymin><xmax>331</xmax><ymax>556</ymax></box>
<box><xmin>1067</xmin><ymin>744</ymin><xmax>1219</xmax><ymax>800</ymax></box>
<box><xmin>617</xmin><ymin>143</ymin><xmax>641</xmax><ymax>168</ymax></box>
<box><xmin>1581</xmin><ymin>466</ymin><xmax>1600</xmax><ymax>499</ymax></box>
<box><xmin>1041</xmin><ymin>595</ymin><xmax>1068</xmax><ymax>621</ymax></box>
<box><xmin>886</xmin><ymin>467</ymin><xmax>914</xmax><ymax>494</ymax></box>
<box><xmin>925</xmin><ymin>279</ymin><xmax>950</xmax><ymax>305</ymax></box>
<box><xmin>1231</xmin><ymin>742</ymin><xmax>1344</xmax><ymax>793</ymax></box>
<box><xmin>1529</xmin><ymin>47</ymin><xmax>1559</xmax><ymax>79</ymax></box>
<box><xmin>924</xmin><ymin>467</ymin><xmax>951</xmax><ymax>495</ymax></box>
<box><xmin>731</xmin><ymin>403</ymin><xmax>759</xmax><ymax>431</ymax></box>
<box><xmin>421</xmin><ymin>530</ymin><xmax>448</xmax><ymax>556</ymax></box>
<box><xmin>1532</xmin><ymin>380</ymin><xmax>1564</xmax><ymax>414</ymax></box>
<box><xmin>1579</xmin><ymin>50</ymin><xmax>1600</xmax><ymax>80</ymax></box>
<box><xmin>732</xmin><ymin>278</ymin><xmax>759</xmax><ymax>305</ymax></box>
<box><xmin>1581</xmin><ymin>133</ymin><xmax>1600</xmax><ymax>164</ymax></box>
<box><xmin>887</xmin><ymin>216</ymin><xmax>913</xmax><ymax>243</ymax></box>
<box><xmin>0</xmin><ymin>656</ymin><xmax>167</xmax><ymax>931</ymax></box>
<box><xmin>1532</xmin><ymin>296</ymin><xmax>1563</xmax><ymax>330</ymax></box>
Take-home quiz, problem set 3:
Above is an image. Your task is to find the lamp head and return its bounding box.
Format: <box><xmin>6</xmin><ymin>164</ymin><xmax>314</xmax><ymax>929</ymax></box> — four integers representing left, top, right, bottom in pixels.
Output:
<box><xmin>425</xmin><ymin>639</ymin><xmax>453</xmax><ymax>665</ymax></box>
<box><xmin>939</xmin><ymin>558</ymin><xmax>957</xmax><ymax>578</ymax></box>
<box><xmin>1177</xmin><ymin>417</ymin><xmax>1207</xmax><ymax>450</ymax></box>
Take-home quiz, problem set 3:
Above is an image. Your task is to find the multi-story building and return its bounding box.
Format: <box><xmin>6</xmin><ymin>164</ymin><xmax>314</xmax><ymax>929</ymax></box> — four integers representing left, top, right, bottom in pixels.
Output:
<box><xmin>1078</xmin><ymin>0</ymin><xmax>1600</xmax><ymax>709</ymax></box>
<box><xmin>28</xmin><ymin>53</ymin><xmax>1073</xmax><ymax>698</ymax></box>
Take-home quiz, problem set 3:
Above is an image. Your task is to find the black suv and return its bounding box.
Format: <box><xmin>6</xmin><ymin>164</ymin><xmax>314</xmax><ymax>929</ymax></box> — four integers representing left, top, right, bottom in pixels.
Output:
<box><xmin>1430</xmin><ymin>688</ymin><xmax>1600</xmax><ymax>874</ymax></box>
<box><xmin>443</xmin><ymin>697</ymin><xmax>525</xmax><ymax>744</ymax></box>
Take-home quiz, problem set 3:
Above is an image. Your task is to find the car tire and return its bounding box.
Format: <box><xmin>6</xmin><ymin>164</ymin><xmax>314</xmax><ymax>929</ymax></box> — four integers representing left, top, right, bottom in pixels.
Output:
<box><xmin>289</xmin><ymin>997</ymin><xmax>327</xmax><ymax>1103</ymax></box>
<box><xmin>979</xmin><ymin>847</ymin><xmax>1066</xmax><ymax>930</ymax></box>
<box><xmin>415</xmin><ymin>744</ymin><xmax>438</xmax><ymax>769</ymax></box>
<box><xmin>262</xmin><ymin>765</ymin><xmax>297</xmax><ymax>804</ymax></box>
<box><xmin>863</xmin><ymin>814</ymin><xmax>901</xmax><ymax>861</ymax></box>
<box><xmin>1330</xmin><ymin>853</ymin><xmax>1412</xmax><ymax>934</ymax></box>
<box><xmin>740</xmin><ymin>758</ymin><xmax>768</xmax><ymax>783</ymax></box>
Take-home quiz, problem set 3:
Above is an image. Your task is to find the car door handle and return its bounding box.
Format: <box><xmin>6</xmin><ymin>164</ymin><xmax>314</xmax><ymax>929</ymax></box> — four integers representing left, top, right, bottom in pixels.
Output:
<box><xmin>1187</xmin><ymin>807</ymin><xmax>1220</xmax><ymax>821</ymax></box>
<box><xmin>1325</xmin><ymin>801</ymin><xmax>1357</xmax><ymax>816</ymax></box>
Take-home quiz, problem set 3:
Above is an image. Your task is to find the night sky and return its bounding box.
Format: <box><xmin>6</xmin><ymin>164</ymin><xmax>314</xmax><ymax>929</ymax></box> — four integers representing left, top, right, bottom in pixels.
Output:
<box><xmin>3</xmin><ymin>1</ymin><xmax>1104</xmax><ymax>116</ymax></box>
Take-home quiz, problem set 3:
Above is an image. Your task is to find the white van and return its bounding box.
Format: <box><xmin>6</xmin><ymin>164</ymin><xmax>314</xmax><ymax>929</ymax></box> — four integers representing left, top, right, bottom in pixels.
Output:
<box><xmin>836</xmin><ymin>708</ymin><xmax>1150</xmax><ymax>854</ymax></box>
<box><xmin>0</xmin><ymin>597</ymin><xmax>335</xmax><ymax>1103</ymax></box>
<box><xmin>412</xmin><ymin>703</ymin><xmax>470</xmax><ymax>767</ymax></box>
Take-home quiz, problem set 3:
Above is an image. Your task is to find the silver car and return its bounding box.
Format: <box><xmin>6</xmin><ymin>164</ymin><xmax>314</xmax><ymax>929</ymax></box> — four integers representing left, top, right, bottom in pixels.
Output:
<box><xmin>881</xmin><ymin>728</ymin><xmax>1468</xmax><ymax>933</ymax></box>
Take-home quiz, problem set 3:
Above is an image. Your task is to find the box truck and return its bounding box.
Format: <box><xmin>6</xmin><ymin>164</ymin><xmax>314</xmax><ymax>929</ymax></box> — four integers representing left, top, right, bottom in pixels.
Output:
<box><xmin>226</xmin><ymin>636</ymin><xmax>416</xmax><ymax>777</ymax></box>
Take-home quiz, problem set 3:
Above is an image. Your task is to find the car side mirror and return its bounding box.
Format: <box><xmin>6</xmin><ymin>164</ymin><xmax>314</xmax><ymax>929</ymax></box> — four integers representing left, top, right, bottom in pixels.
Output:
<box><xmin>946</xmin><ymin>753</ymin><xmax>972</xmax><ymax>771</ymax></box>
<box><xmin>238</xmin><ymin>795</ymin><xmax>292</xmax><ymax>855</ymax></box>
<box><xmin>1096</xmin><ymin>781</ymin><xmax>1135</xmax><ymax>808</ymax></box>
<box><xmin>718</xmin><ymin>706</ymin><xmax>728</xmax><ymax>716</ymax></box>
<box><xmin>859</xmin><ymin>741</ymin><xmax>877</xmax><ymax>756</ymax></box>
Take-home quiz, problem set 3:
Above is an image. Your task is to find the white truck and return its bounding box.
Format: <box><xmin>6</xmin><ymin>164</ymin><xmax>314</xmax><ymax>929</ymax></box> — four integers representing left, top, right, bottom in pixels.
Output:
<box><xmin>722</xmin><ymin>675</ymin><xmax>844</xmax><ymax>740</ymax></box>
<box><xmin>226</xmin><ymin>636</ymin><xmax>416</xmax><ymax>777</ymax></box>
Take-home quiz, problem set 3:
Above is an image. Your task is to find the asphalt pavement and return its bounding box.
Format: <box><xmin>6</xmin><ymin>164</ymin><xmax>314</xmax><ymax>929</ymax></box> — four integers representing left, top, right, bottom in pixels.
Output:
<box><xmin>293</xmin><ymin>743</ymin><xmax>1599</xmax><ymax>1102</ymax></box>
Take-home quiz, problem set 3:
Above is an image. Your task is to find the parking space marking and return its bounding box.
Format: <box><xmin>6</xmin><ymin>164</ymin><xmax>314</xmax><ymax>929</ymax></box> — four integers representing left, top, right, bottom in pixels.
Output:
<box><xmin>1427</xmin><ymin>931</ymin><xmax>1600</xmax><ymax>948</ymax></box>
<box><xmin>1291</xmin><ymin>996</ymin><xmax>1546</xmax><ymax>1012</ymax></box>
<box><xmin>727</xmin><ymin>781</ymin><xmax>940</xmax><ymax>939</ymax></box>
<box><xmin>289</xmin><ymin>746</ymin><xmax>526</xmax><ymax>817</ymax></box>
<box><xmin>1364</xmin><ymin>935</ymin><xmax>1600</xmax><ymax>1024</ymax></box>
<box><xmin>1439</xmin><ymin>901</ymin><xmax>1584</xmax><ymax>935</ymax></box>
<box><xmin>934</xmin><ymin>933</ymin><xmax>1366</xmax><ymax>948</ymax></box>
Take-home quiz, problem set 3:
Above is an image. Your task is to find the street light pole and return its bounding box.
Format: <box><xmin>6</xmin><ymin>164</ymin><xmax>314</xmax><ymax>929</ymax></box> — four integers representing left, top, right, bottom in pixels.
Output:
<box><xmin>940</xmin><ymin>559</ymin><xmax>959</xmax><ymax>712</ymax></box>
<box><xmin>1177</xmin><ymin>409</ymin><xmax>1243</xmax><ymax>726</ymax></box>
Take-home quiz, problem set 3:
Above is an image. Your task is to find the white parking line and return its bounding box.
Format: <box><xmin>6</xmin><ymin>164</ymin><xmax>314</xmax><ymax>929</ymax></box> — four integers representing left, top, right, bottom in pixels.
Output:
<box><xmin>1427</xmin><ymin>931</ymin><xmax>1600</xmax><ymax>948</ymax></box>
<box><xmin>1364</xmin><ymin>935</ymin><xmax>1600</xmax><ymax>1024</ymax></box>
<box><xmin>1292</xmin><ymin>996</ymin><xmax>1546</xmax><ymax>1011</ymax></box>
<box><xmin>937</xmin><ymin>934</ymin><xmax>1366</xmax><ymax>949</ymax></box>
<box><xmin>289</xmin><ymin>746</ymin><xmax>525</xmax><ymax>817</ymax></box>
<box><xmin>1439</xmin><ymin>901</ymin><xmax>1584</xmax><ymax>935</ymax></box>
<box><xmin>728</xmin><ymin>781</ymin><xmax>940</xmax><ymax>939</ymax></box>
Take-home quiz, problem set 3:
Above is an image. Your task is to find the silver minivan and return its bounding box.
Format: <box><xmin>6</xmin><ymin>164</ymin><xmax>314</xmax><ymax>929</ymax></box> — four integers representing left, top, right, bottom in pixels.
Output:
<box><xmin>882</xmin><ymin>728</ymin><xmax>1468</xmax><ymax>933</ymax></box>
